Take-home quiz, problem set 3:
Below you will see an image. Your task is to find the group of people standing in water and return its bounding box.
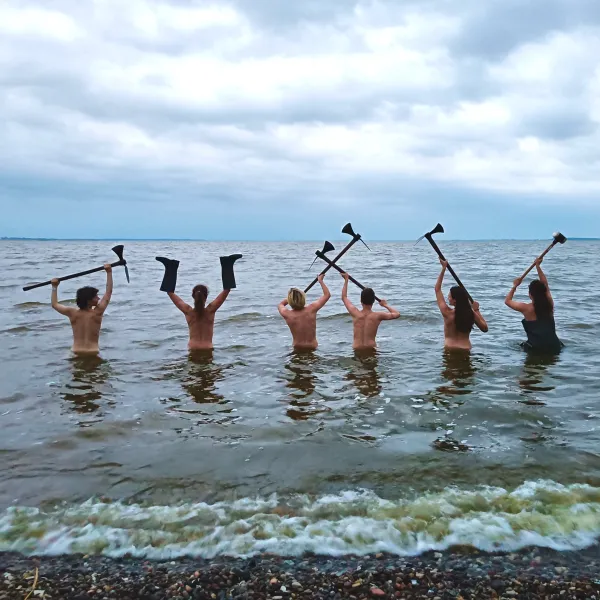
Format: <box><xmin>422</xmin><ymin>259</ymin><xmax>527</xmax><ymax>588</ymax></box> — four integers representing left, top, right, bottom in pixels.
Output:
<box><xmin>47</xmin><ymin>251</ymin><xmax>562</xmax><ymax>356</ymax></box>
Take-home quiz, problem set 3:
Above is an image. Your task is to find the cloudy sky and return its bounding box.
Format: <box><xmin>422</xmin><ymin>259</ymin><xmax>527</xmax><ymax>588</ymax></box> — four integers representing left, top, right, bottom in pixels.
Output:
<box><xmin>1</xmin><ymin>0</ymin><xmax>599</xmax><ymax>240</ymax></box>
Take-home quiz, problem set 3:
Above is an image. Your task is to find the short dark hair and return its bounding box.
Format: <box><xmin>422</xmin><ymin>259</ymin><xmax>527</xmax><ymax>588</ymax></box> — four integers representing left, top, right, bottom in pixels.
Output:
<box><xmin>76</xmin><ymin>286</ymin><xmax>99</xmax><ymax>309</ymax></box>
<box><xmin>361</xmin><ymin>288</ymin><xmax>375</xmax><ymax>306</ymax></box>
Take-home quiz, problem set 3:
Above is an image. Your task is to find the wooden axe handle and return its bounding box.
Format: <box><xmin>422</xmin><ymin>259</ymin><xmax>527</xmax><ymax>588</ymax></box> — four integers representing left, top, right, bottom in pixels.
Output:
<box><xmin>316</xmin><ymin>252</ymin><xmax>381</xmax><ymax>302</ymax></box>
<box><xmin>23</xmin><ymin>260</ymin><xmax>125</xmax><ymax>291</ymax></box>
<box><xmin>305</xmin><ymin>236</ymin><xmax>360</xmax><ymax>293</ymax></box>
<box><xmin>519</xmin><ymin>241</ymin><xmax>557</xmax><ymax>281</ymax></box>
<box><xmin>425</xmin><ymin>235</ymin><xmax>473</xmax><ymax>303</ymax></box>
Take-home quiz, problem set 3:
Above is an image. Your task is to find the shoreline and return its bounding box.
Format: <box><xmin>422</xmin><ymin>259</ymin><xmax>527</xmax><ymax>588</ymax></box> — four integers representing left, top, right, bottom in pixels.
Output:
<box><xmin>2</xmin><ymin>545</ymin><xmax>600</xmax><ymax>599</ymax></box>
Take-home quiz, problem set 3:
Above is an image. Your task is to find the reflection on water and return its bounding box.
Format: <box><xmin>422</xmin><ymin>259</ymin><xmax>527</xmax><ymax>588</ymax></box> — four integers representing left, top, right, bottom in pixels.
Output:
<box><xmin>346</xmin><ymin>349</ymin><xmax>382</xmax><ymax>398</ymax></box>
<box><xmin>283</xmin><ymin>351</ymin><xmax>324</xmax><ymax>421</ymax></box>
<box><xmin>518</xmin><ymin>352</ymin><xmax>560</xmax><ymax>405</ymax></box>
<box><xmin>429</xmin><ymin>349</ymin><xmax>476</xmax><ymax>405</ymax></box>
<box><xmin>61</xmin><ymin>355</ymin><xmax>112</xmax><ymax>414</ymax></box>
<box><xmin>184</xmin><ymin>351</ymin><xmax>227</xmax><ymax>405</ymax></box>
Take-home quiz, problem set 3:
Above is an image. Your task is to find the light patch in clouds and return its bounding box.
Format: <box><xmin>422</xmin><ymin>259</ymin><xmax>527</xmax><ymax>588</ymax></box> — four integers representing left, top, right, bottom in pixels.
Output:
<box><xmin>1</xmin><ymin>0</ymin><xmax>599</xmax><ymax>240</ymax></box>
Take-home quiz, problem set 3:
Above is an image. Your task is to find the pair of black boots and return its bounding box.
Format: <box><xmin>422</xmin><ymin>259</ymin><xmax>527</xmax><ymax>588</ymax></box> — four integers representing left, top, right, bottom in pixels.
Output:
<box><xmin>155</xmin><ymin>254</ymin><xmax>242</xmax><ymax>293</ymax></box>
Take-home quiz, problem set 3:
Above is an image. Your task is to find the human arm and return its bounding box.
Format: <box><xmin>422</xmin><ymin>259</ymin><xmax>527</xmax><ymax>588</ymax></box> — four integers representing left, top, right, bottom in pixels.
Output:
<box><xmin>504</xmin><ymin>278</ymin><xmax>530</xmax><ymax>313</ymax></box>
<box><xmin>50</xmin><ymin>279</ymin><xmax>75</xmax><ymax>317</ymax></box>
<box><xmin>340</xmin><ymin>272</ymin><xmax>361</xmax><ymax>317</ymax></box>
<box><xmin>377</xmin><ymin>299</ymin><xmax>400</xmax><ymax>320</ymax></box>
<box><xmin>207</xmin><ymin>289</ymin><xmax>230</xmax><ymax>313</ymax></box>
<box><xmin>471</xmin><ymin>301</ymin><xmax>488</xmax><ymax>333</ymax></box>
<box><xmin>309</xmin><ymin>274</ymin><xmax>331</xmax><ymax>311</ymax></box>
<box><xmin>167</xmin><ymin>292</ymin><xmax>193</xmax><ymax>314</ymax></box>
<box><xmin>435</xmin><ymin>260</ymin><xmax>452</xmax><ymax>317</ymax></box>
<box><xmin>278</xmin><ymin>298</ymin><xmax>289</xmax><ymax>318</ymax></box>
<box><xmin>96</xmin><ymin>264</ymin><xmax>113</xmax><ymax>313</ymax></box>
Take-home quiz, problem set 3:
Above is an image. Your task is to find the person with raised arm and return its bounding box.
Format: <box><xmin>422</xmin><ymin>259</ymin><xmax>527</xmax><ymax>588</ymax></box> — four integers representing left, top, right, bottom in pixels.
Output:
<box><xmin>435</xmin><ymin>258</ymin><xmax>487</xmax><ymax>350</ymax></box>
<box><xmin>505</xmin><ymin>257</ymin><xmax>562</xmax><ymax>353</ymax></box>
<box><xmin>278</xmin><ymin>274</ymin><xmax>331</xmax><ymax>350</ymax></box>
<box><xmin>167</xmin><ymin>285</ymin><xmax>231</xmax><ymax>351</ymax></box>
<box><xmin>340</xmin><ymin>272</ymin><xmax>400</xmax><ymax>350</ymax></box>
<box><xmin>50</xmin><ymin>264</ymin><xmax>113</xmax><ymax>355</ymax></box>
<box><xmin>157</xmin><ymin>254</ymin><xmax>242</xmax><ymax>352</ymax></box>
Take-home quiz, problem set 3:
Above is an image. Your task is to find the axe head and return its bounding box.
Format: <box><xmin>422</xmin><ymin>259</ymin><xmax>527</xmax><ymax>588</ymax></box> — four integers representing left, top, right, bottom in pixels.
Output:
<box><xmin>430</xmin><ymin>223</ymin><xmax>444</xmax><ymax>236</ymax></box>
<box><xmin>112</xmin><ymin>245</ymin><xmax>125</xmax><ymax>262</ymax></box>
<box><xmin>309</xmin><ymin>241</ymin><xmax>335</xmax><ymax>269</ymax></box>
<box><xmin>342</xmin><ymin>223</ymin><xmax>357</xmax><ymax>238</ymax></box>
<box><xmin>415</xmin><ymin>223</ymin><xmax>445</xmax><ymax>246</ymax></box>
<box><xmin>112</xmin><ymin>244</ymin><xmax>130</xmax><ymax>282</ymax></box>
<box><xmin>553</xmin><ymin>232</ymin><xmax>567</xmax><ymax>244</ymax></box>
<box><xmin>322</xmin><ymin>241</ymin><xmax>335</xmax><ymax>254</ymax></box>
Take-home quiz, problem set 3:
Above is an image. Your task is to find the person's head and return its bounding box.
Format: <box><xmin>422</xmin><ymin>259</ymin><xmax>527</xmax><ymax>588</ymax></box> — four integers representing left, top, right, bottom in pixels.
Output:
<box><xmin>76</xmin><ymin>286</ymin><xmax>99</xmax><ymax>310</ymax></box>
<box><xmin>287</xmin><ymin>288</ymin><xmax>306</xmax><ymax>310</ymax></box>
<box><xmin>448</xmin><ymin>286</ymin><xmax>475</xmax><ymax>333</ymax></box>
<box><xmin>192</xmin><ymin>284</ymin><xmax>209</xmax><ymax>314</ymax></box>
<box><xmin>360</xmin><ymin>288</ymin><xmax>375</xmax><ymax>306</ymax></box>
<box><xmin>528</xmin><ymin>279</ymin><xmax>553</xmax><ymax>319</ymax></box>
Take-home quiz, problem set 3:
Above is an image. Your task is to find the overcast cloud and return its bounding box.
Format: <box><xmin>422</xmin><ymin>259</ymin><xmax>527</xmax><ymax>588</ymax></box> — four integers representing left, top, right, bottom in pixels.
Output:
<box><xmin>1</xmin><ymin>0</ymin><xmax>599</xmax><ymax>240</ymax></box>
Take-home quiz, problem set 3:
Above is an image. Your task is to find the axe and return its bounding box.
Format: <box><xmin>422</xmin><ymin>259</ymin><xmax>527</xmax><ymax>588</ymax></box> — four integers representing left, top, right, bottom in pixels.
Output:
<box><xmin>314</xmin><ymin>241</ymin><xmax>381</xmax><ymax>302</ymax></box>
<box><xmin>415</xmin><ymin>223</ymin><xmax>473</xmax><ymax>303</ymax></box>
<box><xmin>23</xmin><ymin>245</ymin><xmax>129</xmax><ymax>291</ymax></box>
<box><xmin>518</xmin><ymin>232</ymin><xmax>567</xmax><ymax>281</ymax></box>
<box><xmin>305</xmin><ymin>223</ymin><xmax>370</xmax><ymax>293</ymax></box>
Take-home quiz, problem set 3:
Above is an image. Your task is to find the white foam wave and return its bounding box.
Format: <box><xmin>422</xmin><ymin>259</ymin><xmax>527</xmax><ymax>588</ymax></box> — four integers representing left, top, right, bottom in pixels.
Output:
<box><xmin>2</xmin><ymin>480</ymin><xmax>600</xmax><ymax>559</ymax></box>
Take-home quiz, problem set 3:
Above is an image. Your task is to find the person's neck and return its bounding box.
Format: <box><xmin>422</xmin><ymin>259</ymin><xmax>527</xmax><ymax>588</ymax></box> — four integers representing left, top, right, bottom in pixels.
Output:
<box><xmin>361</xmin><ymin>304</ymin><xmax>373</xmax><ymax>312</ymax></box>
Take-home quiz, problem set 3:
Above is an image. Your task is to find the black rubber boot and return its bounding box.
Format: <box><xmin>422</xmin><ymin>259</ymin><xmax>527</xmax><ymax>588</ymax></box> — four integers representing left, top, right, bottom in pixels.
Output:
<box><xmin>155</xmin><ymin>257</ymin><xmax>180</xmax><ymax>293</ymax></box>
<box><xmin>220</xmin><ymin>254</ymin><xmax>243</xmax><ymax>290</ymax></box>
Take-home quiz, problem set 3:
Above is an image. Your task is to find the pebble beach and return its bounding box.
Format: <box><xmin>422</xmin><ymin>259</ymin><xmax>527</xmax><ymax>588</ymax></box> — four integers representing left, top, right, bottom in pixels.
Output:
<box><xmin>3</xmin><ymin>545</ymin><xmax>600</xmax><ymax>600</ymax></box>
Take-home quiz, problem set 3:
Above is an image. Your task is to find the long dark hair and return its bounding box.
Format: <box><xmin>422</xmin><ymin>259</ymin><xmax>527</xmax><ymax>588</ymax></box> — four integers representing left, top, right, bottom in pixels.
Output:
<box><xmin>450</xmin><ymin>286</ymin><xmax>474</xmax><ymax>333</ymax></box>
<box><xmin>529</xmin><ymin>280</ymin><xmax>553</xmax><ymax>320</ymax></box>
<box><xmin>192</xmin><ymin>285</ymin><xmax>208</xmax><ymax>315</ymax></box>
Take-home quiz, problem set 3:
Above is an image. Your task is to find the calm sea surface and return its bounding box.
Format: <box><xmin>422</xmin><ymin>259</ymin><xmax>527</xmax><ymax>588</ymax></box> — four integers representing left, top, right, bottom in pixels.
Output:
<box><xmin>1</xmin><ymin>239</ymin><xmax>600</xmax><ymax>558</ymax></box>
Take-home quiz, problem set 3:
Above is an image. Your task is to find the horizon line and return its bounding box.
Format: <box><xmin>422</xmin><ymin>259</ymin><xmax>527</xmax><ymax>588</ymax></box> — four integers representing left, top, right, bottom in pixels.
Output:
<box><xmin>0</xmin><ymin>237</ymin><xmax>597</xmax><ymax>242</ymax></box>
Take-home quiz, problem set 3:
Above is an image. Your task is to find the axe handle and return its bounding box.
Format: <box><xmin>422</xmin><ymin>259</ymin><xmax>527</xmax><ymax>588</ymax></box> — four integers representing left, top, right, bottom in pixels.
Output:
<box><xmin>425</xmin><ymin>235</ymin><xmax>473</xmax><ymax>303</ymax></box>
<box><xmin>518</xmin><ymin>241</ymin><xmax>557</xmax><ymax>281</ymax></box>
<box><xmin>23</xmin><ymin>260</ymin><xmax>126</xmax><ymax>291</ymax></box>
<box><xmin>316</xmin><ymin>252</ymin><xmax>381</xmax><ymax>302</ymax></box>
<box><xmin>305</xmin><ymin>236</ymin><xmax>361</xmax><ymax>292</ymax></box>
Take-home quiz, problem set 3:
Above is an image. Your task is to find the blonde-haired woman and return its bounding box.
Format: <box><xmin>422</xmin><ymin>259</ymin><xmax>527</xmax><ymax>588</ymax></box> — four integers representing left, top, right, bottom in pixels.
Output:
<box><xmin>278</xmin><ymin>274</ymin><xmax>331</xmax><ymax>350</ymax></box>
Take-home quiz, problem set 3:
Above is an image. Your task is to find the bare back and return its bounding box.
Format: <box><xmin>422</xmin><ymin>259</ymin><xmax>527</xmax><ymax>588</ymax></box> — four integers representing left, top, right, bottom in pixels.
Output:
<box><xmin>350</xmin><ymin>310</ymin><xmax>387</xmax><ymax>350</ymax></box>
<box><xmin>185</xmin><ymin>309</ymin><xmax>217</xmax><ymax>350</ymax></box>
<box><xmin>441</xmin><ymin>310</ymin><xmax>473</xmax><ymax>351</ymax></box>
<box><xmin>68</xmin><ymin>309</ymin><xmax>105</xmax><ymax>354</ymax></box>
<box><xmin>280</xmin><ymin>308</ymin><xmax>319</xmax><ymax>350</ymax></box>
<box><xmin>168</xmin><ymin>290</ymin><xmax>229</xmax><ymax>351</ymax></box>
<box><xmin>340</xmin><ymin>277</ymin><xmax>400</xmax><ymax>350</ymax></box>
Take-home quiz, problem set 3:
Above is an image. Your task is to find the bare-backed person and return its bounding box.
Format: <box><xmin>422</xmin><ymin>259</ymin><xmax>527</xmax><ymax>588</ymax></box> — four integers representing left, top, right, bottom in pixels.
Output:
<box><xmin>434</xmin><ymin>258</ymin><xmax>488</xmax><ymax>350</ymax></box>
<box><xmin>278</xmin><ymin>274</ymin><xmax>331</xmax><ymax>350</ymax></box>
<box><xmin>50</xmin><ymin>264</ymin><xmax>113</xmax><ymax>354</ymax></box>
<box><xmin>168</xmin><ymin>285</ymin><xmax>230</xmax><ymax>351</ymax></box>
<box><xmin>340</xmin><ymin>272</ymin><xmax>400</xmax><ymax>350</ymax></box>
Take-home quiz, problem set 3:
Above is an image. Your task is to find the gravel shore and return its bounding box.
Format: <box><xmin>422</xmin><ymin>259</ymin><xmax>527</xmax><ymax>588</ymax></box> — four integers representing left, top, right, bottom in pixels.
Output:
<box><xmin>2</xmin><ymin>545</ymin><xmax>600</xmax><ymax>599</ymax></box>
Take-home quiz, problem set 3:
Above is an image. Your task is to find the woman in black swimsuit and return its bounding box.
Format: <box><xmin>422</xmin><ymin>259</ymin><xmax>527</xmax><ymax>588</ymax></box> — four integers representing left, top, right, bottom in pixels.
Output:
<box><xmin>504</xmin><ymin>257</ymin><xmax>562</xmax><ymax>354</ymax></box>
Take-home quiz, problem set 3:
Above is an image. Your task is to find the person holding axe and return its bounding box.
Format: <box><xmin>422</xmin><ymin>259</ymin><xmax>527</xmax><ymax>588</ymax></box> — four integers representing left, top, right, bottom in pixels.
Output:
<box><xmin>50</xmin><ymin>264</ymin><xmax>113</xmax><ymax>355</ymax></box>
<box><xmin>278</xmin><ymin>274</ymin><xmax>331</xmax><ymax>350</ymax></box>
<box><xmin>435</xmin><ymin>259</ymin><xmax>488</xmax><ymax>350</ymax></box>
<box><xmin>340</xmin><ymin>273</ymin><xmax>400</xmax><ymax>350</ymax></box>
<box><xmin>504</xmin><ymin>257</ymin><xmax>562</xmax><ymax>354</ymax></box>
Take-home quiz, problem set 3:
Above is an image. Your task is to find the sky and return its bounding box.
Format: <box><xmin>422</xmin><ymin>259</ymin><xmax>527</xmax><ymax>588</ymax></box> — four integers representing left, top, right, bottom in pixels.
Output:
<box><xmin>1</xmin><ymin>0</ymin><xmax>600</xmax><ymax>241</ymax></box>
